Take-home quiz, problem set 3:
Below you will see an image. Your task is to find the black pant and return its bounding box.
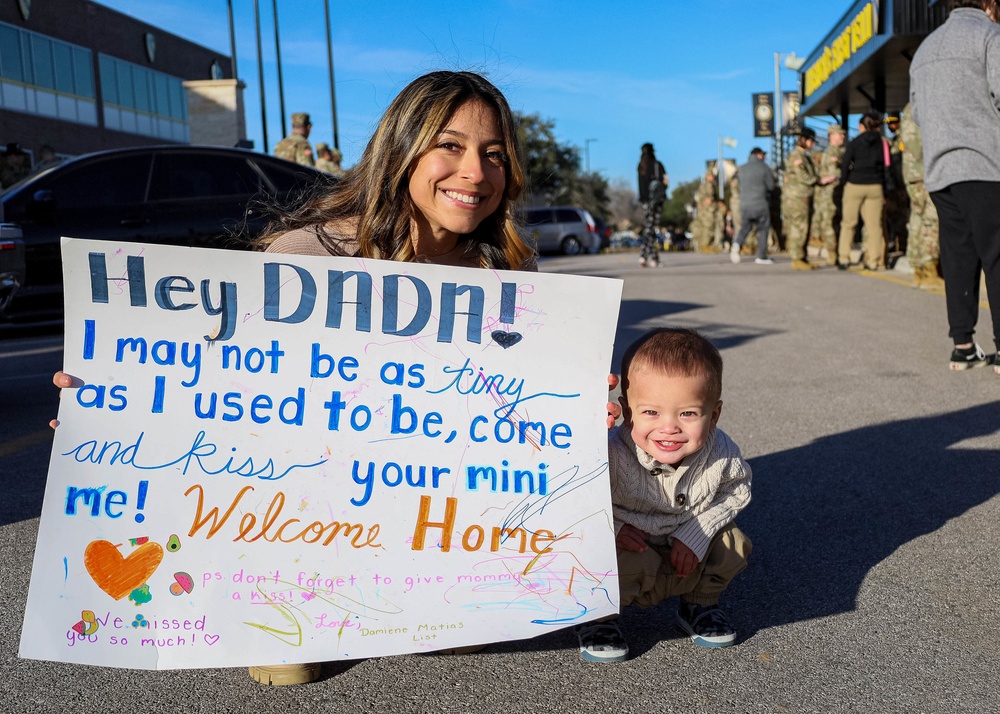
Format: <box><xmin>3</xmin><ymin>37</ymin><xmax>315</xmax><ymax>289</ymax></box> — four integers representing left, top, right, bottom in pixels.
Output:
<box><xmin>930</xmin><ymin>181</ymin><xmax>1000</xmax><ymax>350</ymax></box>
<box><xmin>734</xmin><ymin>206</ymin><xmax>771</xmax><ymax>260</ymax></box>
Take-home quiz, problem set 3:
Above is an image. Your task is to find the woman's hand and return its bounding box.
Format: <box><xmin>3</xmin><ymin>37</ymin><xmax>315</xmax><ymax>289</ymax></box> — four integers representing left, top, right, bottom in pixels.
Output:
<box><xmin>50</xmin><ymin>371</ymin><xmax>80</xmax><ymax>429</ymax></box>
<box><xmin>606</xmin><ymin>373</ymin><xmax>621</xmax><ymax>429</ymax></box>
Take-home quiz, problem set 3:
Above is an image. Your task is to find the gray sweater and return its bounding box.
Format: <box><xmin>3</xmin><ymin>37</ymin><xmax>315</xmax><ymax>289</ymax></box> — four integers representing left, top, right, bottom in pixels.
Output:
<box><xmin>736</xmin><ymin>155</ymin><xmax>775</xmax><ymax>212</ymax></box>
<box><xmin>910</xmin><ymin>8</ymin><xmax>1000</xmax><ymax>192</ymax></box>
<box><xmin>608</xmin><ymin>426</ymin><xmax>751</xmax><ymax>561</ymax></box>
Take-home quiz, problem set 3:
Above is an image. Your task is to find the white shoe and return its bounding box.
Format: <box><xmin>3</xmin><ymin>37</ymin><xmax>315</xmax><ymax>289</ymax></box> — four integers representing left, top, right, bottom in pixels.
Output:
<box><xmin>729</xmin><ymin>245</ymin><xmax>741</xmax><ymax>264</ymax></box>
<box><xmin>754</xmin><ymin>257</ymin><xmax>774</xmax><ymax>265</ymax></box>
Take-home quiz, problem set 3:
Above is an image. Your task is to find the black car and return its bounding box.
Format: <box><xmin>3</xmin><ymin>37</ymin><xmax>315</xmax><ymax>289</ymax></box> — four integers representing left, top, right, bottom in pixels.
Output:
<box><xmin>0</xmin><ymin>145</ymin><xmax>327</xmax><ymax>321</ymax></box>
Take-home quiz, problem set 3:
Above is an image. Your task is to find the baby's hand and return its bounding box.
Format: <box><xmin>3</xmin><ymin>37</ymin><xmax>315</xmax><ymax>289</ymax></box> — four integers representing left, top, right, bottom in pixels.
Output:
<box><xmin>670</xmin><ymin>540</ymin><xmax>698</xmax><ymax>578</ymax></box>
<box><xmin>616</xmin><ymin>523</ymin><xmax>648</xmax><ymax>553</ymax></box>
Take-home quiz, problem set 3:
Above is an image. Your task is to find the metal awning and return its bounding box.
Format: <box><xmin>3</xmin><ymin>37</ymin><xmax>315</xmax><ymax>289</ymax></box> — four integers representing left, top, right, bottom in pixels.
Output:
<box><xmin>798</xmin><ymin>0</ymin><xmax>946</xmax><ymax>120</ymax></box>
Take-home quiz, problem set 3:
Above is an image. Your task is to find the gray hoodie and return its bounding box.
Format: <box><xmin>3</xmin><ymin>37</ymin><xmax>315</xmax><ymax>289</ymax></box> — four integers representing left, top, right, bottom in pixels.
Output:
<box><xmin>910</xmin><ymin>8</ymin><xmax>1000</xmax><ymax>192</ymax></box>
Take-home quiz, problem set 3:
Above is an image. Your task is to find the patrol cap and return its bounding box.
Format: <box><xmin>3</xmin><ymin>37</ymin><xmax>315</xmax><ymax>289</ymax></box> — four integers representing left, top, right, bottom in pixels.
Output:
<box><xmin>329</xmin><ymin>147</ymin><xmax>342</xmax><ymax>161</ymax></box>
<box><xmin>314</xmin><ymin>142</ymin><xmax>329</xmax><ymax>153</ymax></box>
<box><xmin>291</xmin><ymin>112</ymin><xmax>311</xmax><ymax>128</ymax></box>
<box><xmin>827</xmin><ymin>124</ymin><xmax>845</xmax><ymax>135</ymax></box>
<box><xmin>799</xmin><ymin>127</ymin><xmax>817</xmax><ymax>141</ymax></box>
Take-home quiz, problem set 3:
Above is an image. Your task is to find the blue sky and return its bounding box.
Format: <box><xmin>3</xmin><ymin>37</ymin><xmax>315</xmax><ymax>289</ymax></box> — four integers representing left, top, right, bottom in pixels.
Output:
<box><xmin>99</xmin><ymin>0</ymin><xmax>849</xmax><ymax>189</ymax></box>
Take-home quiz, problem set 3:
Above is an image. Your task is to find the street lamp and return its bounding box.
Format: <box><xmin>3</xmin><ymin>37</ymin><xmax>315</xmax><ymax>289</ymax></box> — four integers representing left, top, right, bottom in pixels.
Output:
<box><xmin>718</xmin><ymin>136</ymin><xmax>737</xmax><ymax>200</ymax></box>
<box><xmin>584</xmin><ymin>138</ymin><xmax>597</xmax><ymax>173</ymax></box>
<box><xmin>774</xmin><ymin>51</ymin><xmax>806</xmax><ymax>173</ymax></box>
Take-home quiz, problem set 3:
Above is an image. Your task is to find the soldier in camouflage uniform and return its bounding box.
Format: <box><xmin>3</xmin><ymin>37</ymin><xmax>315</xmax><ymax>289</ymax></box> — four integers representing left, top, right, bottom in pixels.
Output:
<box><xmin>315</xmin><ymin>143</ymin><xmax>345</xmax><ymax>177</ymax></box>
<box><xmin>899</xmin><ymin>103</ymin><xmax>943</xmax><ymax>290</ymax></box>
<box><xmin>814</xmin><ymin>125</ymin><xmax>846</xmax><ymax>266</ymax></box>
<box><xmin>273</xmin><ymin>112</ymin><xmax>315</xmax><ymax>167</ymax></box>
<box><xmin>782</xmin><ymin>128</ymin><xmax>826</xmax><ymax>270</ymax></box>
<box><xmin>692</xmin><ymin>171</ymin><xmax>718</xmax><ymax>252</ymax></box>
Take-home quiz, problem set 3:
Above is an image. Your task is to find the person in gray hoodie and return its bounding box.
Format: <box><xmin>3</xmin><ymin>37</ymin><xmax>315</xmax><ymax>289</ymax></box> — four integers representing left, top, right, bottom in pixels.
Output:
<box><xmin>910</xmin><ymin>0</ymin><xmax>1000</xmax><ymax>372</ymax></box>
<box><xmin>729</xmin><ymin>148</ymin><xmax>775</xmax><ymax>264</ymax></box>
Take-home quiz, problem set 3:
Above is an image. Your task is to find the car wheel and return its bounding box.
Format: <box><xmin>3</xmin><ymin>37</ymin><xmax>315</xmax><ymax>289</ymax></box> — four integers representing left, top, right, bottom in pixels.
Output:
<box><xmin>561</xmin><ymin>236</ymin><xmax>582</xmax><ymax>255</ymax></box>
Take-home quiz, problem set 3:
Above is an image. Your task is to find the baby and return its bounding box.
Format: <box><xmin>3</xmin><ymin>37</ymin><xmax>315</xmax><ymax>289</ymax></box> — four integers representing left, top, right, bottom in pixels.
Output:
<box><xmin>577</xmin><ymin>327</ymin><xmax>752</xmax><ymax>662</ymax></box>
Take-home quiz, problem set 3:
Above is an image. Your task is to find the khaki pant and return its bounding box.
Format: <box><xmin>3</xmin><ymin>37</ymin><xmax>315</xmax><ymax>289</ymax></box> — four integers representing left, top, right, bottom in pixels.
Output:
<box><xmin>839</xmin><ymin>182</ymin><xmax>885</xmax><ymax>268</ymax></box>
<box><xmin>617</xmin><ymin>523</ymin><xmax>751</xmax><ymax>608</ymax></box>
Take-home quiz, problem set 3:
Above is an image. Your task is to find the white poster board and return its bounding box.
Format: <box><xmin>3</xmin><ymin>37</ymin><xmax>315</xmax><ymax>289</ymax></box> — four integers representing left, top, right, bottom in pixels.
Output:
<box><xmin>19</xmin><ymin>238</ymin><xmax>623</xmax><ymax>669</ymax></box>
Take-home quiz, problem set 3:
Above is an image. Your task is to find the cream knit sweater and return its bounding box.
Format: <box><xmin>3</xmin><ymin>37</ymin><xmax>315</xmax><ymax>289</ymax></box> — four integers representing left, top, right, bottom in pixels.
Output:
<box><xmin>608</xmin><ymin>425</ymin><xmax>752</xmax><ymax>561</ymax></box>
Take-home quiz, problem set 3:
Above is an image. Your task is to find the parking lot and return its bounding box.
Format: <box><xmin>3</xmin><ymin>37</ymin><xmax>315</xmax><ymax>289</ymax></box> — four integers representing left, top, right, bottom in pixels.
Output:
<box><xmin>2</xmin><ymin>249</ymin><xmax>998</xmax><ymax>713</ymax></box>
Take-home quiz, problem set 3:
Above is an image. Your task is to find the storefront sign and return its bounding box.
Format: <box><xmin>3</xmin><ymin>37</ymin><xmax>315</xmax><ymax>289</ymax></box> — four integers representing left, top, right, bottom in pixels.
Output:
<box><xmin>804</xmin><ymin>1</ymin><xmax>878</xmax><ymax>98</ymax></box>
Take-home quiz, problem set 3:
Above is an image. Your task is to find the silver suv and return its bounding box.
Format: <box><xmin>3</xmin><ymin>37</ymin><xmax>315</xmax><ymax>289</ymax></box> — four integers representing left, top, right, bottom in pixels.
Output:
<box><xmin>521</xmin><ymin>206</ymin><xmax>600</xmax><ymax>255</ymax></box>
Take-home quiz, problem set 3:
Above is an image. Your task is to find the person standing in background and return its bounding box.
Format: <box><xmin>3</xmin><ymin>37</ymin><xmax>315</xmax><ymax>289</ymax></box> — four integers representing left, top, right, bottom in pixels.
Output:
<box><xmin>837</xmin><ymin>112</ymin><xmax>886</xmax><ymax>271</ymax></box>
<box><xmin>815</xmin><ymin>125</ymin><xmax>846</xmax><ymax>267</ymax></box>
<box><xmin>637</xmin><ymin>143</ymin><xmax>668</xmax><ymax>267</ymax></box>
<box><xmin>693</xmin><ymin>171</ymin><xmax>718</xmax><ymax>253</ymax></box>
<box><xmin>911</xmin><ymin>0</ymin><xmax>1000</xmax><ymax>372</ymax></box>
<box><xmin>899</xmin><ymin>103</ymin><xmax>944</xmax><ymax>290</ymax></box>
<box><xmin>314</xmin><ymin>142</ymin><xmax>345</xmax><ymax>177</ymax></box>
<box><xmin>783</xmin><ymin>128</ymin><xmax>832</xmax><ymax>270</ymax></box>
<box><xmin>274</xmin><ymin>112</ymin><xmax>315</xmax><ymax>167</ymax></box>
<box><xmin>730</xmin><ymin>147</ymin><xmax>775</xmax><ymax>265</ymax></box>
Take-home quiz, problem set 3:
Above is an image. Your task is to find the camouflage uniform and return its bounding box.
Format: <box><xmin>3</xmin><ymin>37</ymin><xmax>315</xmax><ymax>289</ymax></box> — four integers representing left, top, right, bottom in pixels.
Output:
<box><xmin>782</xmin><ymin>143</ymin><xmax>820</xmax><ymax>267</ymax></box>
<box><xmin>274</xmin><ymin>112</ymin><xmax>315</xmax><ymax>167</ymax></box>
<box><xmin>899</xmin><ymin>103</ymin><xmax>943</xmax><ymax>289</ymax></box>
<box><xmin>692</xmin><ymin>174</ymin><xmax>718</xmax><ymax>252</ymax></box>
<box><xmin>729</xmin><ymin>176</ymin><xmax>741</xmax><ymax>233</ymax></box>
<box><xmin>814</xmin><ymin>127</ymin><xmax>845</xmax><ymax>266</ymax></box>
<box><xmin>314</xmin><ymin>142</ymin><xmax>345</xmax><ymax>177</ymax></box>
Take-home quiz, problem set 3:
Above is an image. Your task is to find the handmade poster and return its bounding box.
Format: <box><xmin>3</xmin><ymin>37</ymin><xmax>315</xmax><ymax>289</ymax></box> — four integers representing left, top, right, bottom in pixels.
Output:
<box><xmin>19</xmin><ymin>238</ymin><xmax>624</xmax><ymax>669</ymax></box>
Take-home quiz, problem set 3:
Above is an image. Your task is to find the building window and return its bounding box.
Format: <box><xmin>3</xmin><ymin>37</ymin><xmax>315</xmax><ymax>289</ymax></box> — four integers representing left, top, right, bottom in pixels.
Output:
<box><xmin>98</xmin><ymin>54</ymin><xmax>189</xmax><ymax>142</ymax></box>
<box><xmin>0</xmin><ymin>21</ymin><xmax>97</xmax><ymax>126</ymax></box>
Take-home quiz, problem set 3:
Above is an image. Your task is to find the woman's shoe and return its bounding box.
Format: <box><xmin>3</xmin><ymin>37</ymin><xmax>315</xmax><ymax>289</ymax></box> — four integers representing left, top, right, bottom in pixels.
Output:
<box><xmin>248</xmin><ymin>663</ymin><xmax>322</xmax><ymax>686</ymax></box>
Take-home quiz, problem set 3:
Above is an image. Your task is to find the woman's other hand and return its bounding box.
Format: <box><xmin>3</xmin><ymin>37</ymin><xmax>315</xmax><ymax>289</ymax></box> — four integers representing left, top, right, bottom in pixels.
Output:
<box><xmin>50</xmin><ymin>371</ymin><xmax>80</xmax><ymax>429</ymax></box>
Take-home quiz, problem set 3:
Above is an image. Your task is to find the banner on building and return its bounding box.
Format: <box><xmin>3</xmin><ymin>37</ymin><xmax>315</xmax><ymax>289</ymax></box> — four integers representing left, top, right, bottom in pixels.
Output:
<box><xmin>753</xmin><ymin>93</ymin><xmax>774</xmax><ymax>137</ymax></box>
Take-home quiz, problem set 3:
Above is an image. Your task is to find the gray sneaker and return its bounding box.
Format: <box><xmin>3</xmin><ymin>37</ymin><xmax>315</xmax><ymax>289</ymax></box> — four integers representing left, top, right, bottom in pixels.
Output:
<box><xmin>729</xmin><ymin>245</ymin><xmax>741</xmax><ymax>264</ymax></box>
<box><xmin>754</xmin><ymin>257</ymin><xmax>774</xmax><ymax>265</ymax></box>
<box><xmin>575</xmin><ymin>620</ymin><xmax>629</xmax><ymax>663</ymax></box>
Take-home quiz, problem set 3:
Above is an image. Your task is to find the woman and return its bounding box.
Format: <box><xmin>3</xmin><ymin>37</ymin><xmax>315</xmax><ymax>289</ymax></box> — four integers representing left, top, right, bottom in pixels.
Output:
<box><xmin>636</xmin><ymin>143</ymin><xmax>668</xmax><ymax>267</ymax></box>
<box><xmin>261</xmin><ymin>71</ymin><xmax>535</xmax><ymax>270</ymax></box>
<box><xmin>51</xmin><ymin>70</ymin><xmax>621</xmax><ymax>686</ymax></box>
<box><xmin>837</xmin><ymin>111</ymin><xmax>887</xmax><ymax>270</ymax></box>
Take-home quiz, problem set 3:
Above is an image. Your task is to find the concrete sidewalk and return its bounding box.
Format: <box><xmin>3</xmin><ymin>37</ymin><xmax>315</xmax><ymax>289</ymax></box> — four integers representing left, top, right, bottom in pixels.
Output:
<box><xmin>3</xmin><ymin>250</ymin><xmax>998</xmax><ymax>713</ymax></box>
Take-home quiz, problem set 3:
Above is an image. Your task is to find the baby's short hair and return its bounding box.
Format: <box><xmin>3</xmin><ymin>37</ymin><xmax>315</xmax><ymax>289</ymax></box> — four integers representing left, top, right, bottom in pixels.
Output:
<box><xmin>620</xmin><ymin>328</ymin><xmax>723</xmax><ymax>402</ymax></box>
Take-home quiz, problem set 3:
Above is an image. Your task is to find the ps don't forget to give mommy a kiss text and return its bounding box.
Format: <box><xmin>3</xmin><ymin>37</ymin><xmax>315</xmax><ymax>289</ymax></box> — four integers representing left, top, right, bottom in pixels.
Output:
<box><xmin>19</xmin><ymin>238</ymin><xmax>624</xmax><ymax>670</ymax></box>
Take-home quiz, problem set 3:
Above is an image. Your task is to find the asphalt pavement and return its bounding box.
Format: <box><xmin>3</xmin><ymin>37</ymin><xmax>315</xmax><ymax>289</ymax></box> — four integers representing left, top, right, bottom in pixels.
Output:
<box><xmin>2</xmin><ymin>249</ymin><xmax>998</xmax><ymax>713</ymax></box>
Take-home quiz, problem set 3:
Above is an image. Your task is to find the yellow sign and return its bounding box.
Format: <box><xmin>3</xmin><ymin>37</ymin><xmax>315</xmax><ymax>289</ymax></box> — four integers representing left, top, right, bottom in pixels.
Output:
<box><xmin>804</xmin><ymin>2</ymin><xmax>877</xmax><ymax>98</ymax></box>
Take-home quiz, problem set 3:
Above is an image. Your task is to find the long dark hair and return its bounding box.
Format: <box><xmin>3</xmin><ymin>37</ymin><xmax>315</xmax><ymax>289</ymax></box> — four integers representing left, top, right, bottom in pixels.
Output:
<box><xmin>637</xmin><ymin>142</ymin><xmax>656</xmax><ymax>177</ymax></box>
<box><xmin>257</xmin><ymin>71</ymin><xmax>533</xmax><ymax>271</ymax></box>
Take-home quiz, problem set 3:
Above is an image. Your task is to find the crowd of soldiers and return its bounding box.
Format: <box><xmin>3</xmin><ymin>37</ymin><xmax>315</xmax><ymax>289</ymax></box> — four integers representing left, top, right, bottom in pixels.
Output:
<box><xmin>273</xmin><ymin>112</ymin><xmax>345</xmax><ymax>177</ymax></box>
<box><xmin>687</xmin><ymin>110</ymin><xmax>942</xmax><ymax>289</ymax></box>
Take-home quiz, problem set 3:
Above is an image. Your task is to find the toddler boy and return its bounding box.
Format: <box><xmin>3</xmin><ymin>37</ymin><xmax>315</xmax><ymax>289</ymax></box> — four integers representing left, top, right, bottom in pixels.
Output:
<box><xmin>577</xmin><ymin>328</ymin><xmax>752</xmax><ymax>662</ymax></box>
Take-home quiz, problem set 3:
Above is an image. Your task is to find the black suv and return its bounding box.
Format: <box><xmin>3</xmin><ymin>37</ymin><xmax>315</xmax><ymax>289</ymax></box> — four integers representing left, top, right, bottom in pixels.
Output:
<box><xmin>0</xmin><ymin>145</ymin><xmax>326</xmax><ymax>321</ymax></box>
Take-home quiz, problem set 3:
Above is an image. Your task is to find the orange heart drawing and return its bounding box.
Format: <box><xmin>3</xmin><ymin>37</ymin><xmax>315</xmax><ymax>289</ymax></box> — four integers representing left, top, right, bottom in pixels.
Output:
<box><xmin>84</xmin><ymin>540</ymin><xmax>164</xmax><ymax>601</ymax></box>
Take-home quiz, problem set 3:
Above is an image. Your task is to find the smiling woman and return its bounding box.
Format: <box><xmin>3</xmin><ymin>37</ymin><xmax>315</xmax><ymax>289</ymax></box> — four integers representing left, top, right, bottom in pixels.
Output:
<box><xmin>255</xmin><ymin>70</ymin><xmax>536</xmax><ymax>272</ymax></box>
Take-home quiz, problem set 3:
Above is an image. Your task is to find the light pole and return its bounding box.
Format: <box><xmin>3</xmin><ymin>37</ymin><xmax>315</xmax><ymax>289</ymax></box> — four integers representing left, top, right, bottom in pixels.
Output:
<box><xmin>584</xmin><ymin>138</ymin><xmax>597</xmax><ymax>173</ymax></box>
<box><xmin>718</xmin><ymin>136</ymin><xmax>737</xmax><ymax>200</ymax></box>
<box><xmin>774</xmin><ymin>51</ymin><xmax>806</xmax><ymax>174</ymax></box>
<box><xmin>323</xmin><ymin>0</ymin><xmax>340</xmax><ymax>151</ymax></box>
